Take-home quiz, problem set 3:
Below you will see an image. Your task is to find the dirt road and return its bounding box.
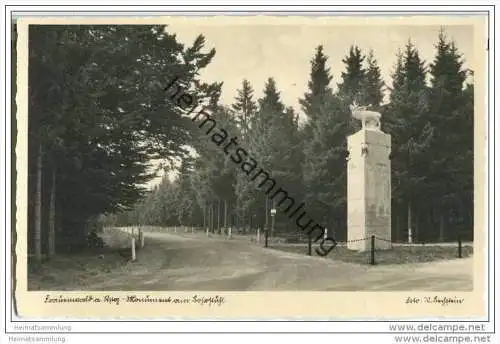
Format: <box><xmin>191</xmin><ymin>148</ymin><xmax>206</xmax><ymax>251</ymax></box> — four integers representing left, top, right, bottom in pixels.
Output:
<box><xmin>79</xmin><ymin>231</ymin><xmax>473</xmax><ymax>291</ymax></box>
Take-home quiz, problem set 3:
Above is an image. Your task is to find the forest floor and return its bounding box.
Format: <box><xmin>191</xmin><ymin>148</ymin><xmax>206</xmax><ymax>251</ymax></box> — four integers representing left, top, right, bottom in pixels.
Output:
<box><xmin>28</xmin><ymin>228</ymin><xmax>473</xmax><ymax>291</ymax></box>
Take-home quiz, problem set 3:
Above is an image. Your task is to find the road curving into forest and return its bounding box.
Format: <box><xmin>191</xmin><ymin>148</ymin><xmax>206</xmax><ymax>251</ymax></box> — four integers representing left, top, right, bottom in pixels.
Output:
<box><xmin>80</xmin><ymin>230</ymin><xmax>473</xmax><ymax>291</ymax></box>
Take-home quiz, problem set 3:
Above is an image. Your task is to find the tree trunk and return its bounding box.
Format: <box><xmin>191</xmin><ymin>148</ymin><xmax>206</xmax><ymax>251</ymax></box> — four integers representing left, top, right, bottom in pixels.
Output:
<box><xmin>242</xmin><ymin>209</ymin><xmax>246</xmax><ymax>233</ymax></box>
<box><xmin>224</xmin><ymin>200</ymin><xmax>228</xmax><ymax>231</ymax></box>
<box><xmin>396</xmin><ymin>208</ymin><xmax>400</xmax><ymax>243</ymax></box>
<box><xmin>414</xmin><ymin>208</ymin><xmax>419</xmax><ymax>243</ymax></box>
<box><xmin>211</xmin><ymin>204</ymin><xmax>215</xmax><ymax>233</ymax></box>
<box><xmin>239</xmin><ymin>208</ymin><xmax>242</xmax><ymax>231</ymax></box>
<box><xmin>235</xmin><ymin>206</ymin><xmax>240</xmax><ymax>230</ymax></box>
<box><xmin>271</xmin><ymin>199</ymin><xmax>275</xmax><ymax>238</ymax></box>
<box><xmin>217</xmin><ymin>199</ymin><xmax>221</xmax><ymax>234</ymax></box>
<box><xmin>439</xmin><ymin>209</ymin><xmax>445</xmax><ymax>242</ymax></box>
<box><xmin>48</xmin><ymin>167</ymin><xmax>56</xmax><ymax>258</ymax></box>
<box><xmin>231</xmin><ymin>203</ymin><xmax>234</xmax><ymax>229</ymax></box>
<box><xmin>203</xmin><ymin>206</ymin><xmax>206</xmax><ymax>230</ymax></box>
<box><xmin>55</xmin><ymin>201</ymin><xmax>63</xmax><ymax>253</ymax></box>
<box><xmin>407</xmin><ymin>200</ymin><xmax>412</xmax><ymax>244</ymax></box>
<box><xmin>209</xmin><ymin>205</ymin><xmax>212</xmax><ymax>233</ymax></box>
<box><xmin>206</xmin><ymin>206</ymin><xmax>210</xmax><ymax>232</ymax></box>
<box><xmin>264</xmin><ymin>197</ymin><xmax>269</xmax><ymax>231</ymax></box>
<box><xmin>34</xmin><ymin>144</ymin><xmax>43</xmax><ymax>262</ymax></box>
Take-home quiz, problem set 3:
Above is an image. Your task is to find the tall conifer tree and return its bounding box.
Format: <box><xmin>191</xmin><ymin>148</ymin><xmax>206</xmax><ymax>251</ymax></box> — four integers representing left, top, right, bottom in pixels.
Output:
<box><xmin>299</xmin><ymin>45</ymin><xmax>333</xmax><ymax>124</ymax></box>
<box><xmin>232</xmin><ymin>79</ymin><xmax>257</xmax><ymax>140</ymax></box>
<box><xmin>387</xmin><ymin>40</ymin><xmax>433</xmax><ymax>242</ymax></box>
<box><xmin>363</xmin><ymin>49</ymin><xmax>385</xmax><ymax>107</ymax></box>
<box><xmin>427</xmin><ymin>29</ymin><xmax>471</xmax><ymax>241</ymax></box>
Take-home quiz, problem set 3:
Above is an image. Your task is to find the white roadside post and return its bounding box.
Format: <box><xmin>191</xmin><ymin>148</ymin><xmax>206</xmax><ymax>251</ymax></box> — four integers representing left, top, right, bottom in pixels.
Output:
<box><xmin>257</xmin><ymin>228</ymin><xmax>261</xmax><ymax>243</ymax></box>
<box><xmin>227</xmin><ymin>227</ymin><xmax>232</xmax><ymax>240</ymax></box>
<box><xmin>270</xmin><ymin>208</ymin><xmax>276</xmax><ymax>242</ymax></box>
<box><xmin>140</xmin><ymin>228</ymin><xmax>145</xmax><ymax>248</ymax></box>
<box><xmin>131</xmin><ymin>236</ymin><xmax>136</xmax><ymax>261</ymax></box>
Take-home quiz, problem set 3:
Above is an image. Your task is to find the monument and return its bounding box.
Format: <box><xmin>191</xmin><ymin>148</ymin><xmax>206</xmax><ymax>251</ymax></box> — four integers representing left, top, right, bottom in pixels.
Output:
<box><xmin>347</xmin><ymin>102</ymin><xmax>391</xmax><ymax>251</ymax></box>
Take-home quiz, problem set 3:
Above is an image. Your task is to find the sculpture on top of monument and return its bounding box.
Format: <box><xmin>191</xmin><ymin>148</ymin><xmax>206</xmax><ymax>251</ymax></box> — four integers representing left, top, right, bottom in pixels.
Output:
<box><xmin>349</xmin><ymin>101</ymin><xmax>381</xmax><ymax>131</ymax></box>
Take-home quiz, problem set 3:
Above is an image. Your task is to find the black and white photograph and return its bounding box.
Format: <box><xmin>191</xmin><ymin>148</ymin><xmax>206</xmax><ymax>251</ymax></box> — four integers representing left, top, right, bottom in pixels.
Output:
<box><xmin>10</xmin><ymin>11</ymin><xmax>490</xmax><ymax>324</ymax></box>
<box><xmin>24</xmin><ymin>18</ymin><xmax>477</xmax><ymax>291</ymax></box>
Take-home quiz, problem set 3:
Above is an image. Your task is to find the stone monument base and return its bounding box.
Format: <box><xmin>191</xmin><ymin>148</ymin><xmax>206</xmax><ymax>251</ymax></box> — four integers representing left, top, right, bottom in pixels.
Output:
<box><xmin>346</xmin><ymin>128</ymin><xmax>392</xmax><ymax>252</ymax></box>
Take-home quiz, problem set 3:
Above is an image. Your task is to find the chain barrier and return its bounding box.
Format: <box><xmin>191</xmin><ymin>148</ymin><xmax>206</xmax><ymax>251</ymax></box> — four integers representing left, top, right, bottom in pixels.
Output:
<box><xmin>337</xmin><ymin>236</ymin><xmax>371</xmax><ymax>244</ymax></box>
<box><xmin>337</xmin><ymin>235</ymin><xmax>393</xmax><ymax>244</ymax></box>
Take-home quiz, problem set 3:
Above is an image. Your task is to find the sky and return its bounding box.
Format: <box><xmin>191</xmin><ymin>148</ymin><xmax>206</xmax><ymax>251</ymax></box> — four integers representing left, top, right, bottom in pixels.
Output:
<box><xmin>166</xmin><ymin>19</ymin><xmax>474</xmax><ymax>114</ymax></box>
<box><xmin>144</xmin><ymin>16</ymin><xmax>477</xmax><ymax>189</ymax></box>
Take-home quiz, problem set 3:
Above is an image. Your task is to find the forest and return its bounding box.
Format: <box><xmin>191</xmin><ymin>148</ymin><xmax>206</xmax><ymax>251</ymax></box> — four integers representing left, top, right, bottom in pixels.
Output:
<box><xmin>24</xmin><ymin>24</ymin><xmax>474</xmax><ymax>262</ymax></box>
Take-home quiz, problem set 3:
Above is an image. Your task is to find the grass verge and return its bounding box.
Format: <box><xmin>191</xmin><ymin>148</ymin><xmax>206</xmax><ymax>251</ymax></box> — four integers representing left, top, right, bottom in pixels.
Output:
<box><xmin>28</xmin><ymin>228</ymin><xmax>139</xmax><ymax>290</ymax></box>
<box><xmin>270</xmin><ymin>244</ymin><xmax>473</xmax><ymax>265</ymax></box>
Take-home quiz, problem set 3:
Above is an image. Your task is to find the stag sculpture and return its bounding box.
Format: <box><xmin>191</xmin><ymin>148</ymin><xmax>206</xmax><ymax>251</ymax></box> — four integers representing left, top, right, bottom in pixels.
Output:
<box><xmin>349</xmin><ymin>101</ymin><xmax>381</xmax><ymax>130</ymax></box>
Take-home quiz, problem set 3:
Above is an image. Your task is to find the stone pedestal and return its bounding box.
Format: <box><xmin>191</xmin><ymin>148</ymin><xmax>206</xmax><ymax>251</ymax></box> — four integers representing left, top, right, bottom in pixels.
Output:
<box><xmin>347</xmin><ymin>128</ymin><xmax>391</xmax><ymax>251</ymax></box>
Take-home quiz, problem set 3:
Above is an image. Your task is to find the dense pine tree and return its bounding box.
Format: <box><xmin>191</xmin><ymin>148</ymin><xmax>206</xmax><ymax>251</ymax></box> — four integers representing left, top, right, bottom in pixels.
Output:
<box><xmin>336</xmin><ymin>45</ymin><xmax>369</xmax><ymax>135</ymax></box>
<box><xmin>28</xmin><ymin>25</ymin><xmax>219</xmax><ymax>257</ymax></box>
<box><xmin>363</xmin><ymin>49</ymin><xmax>385</xmax><ymax>107</ymax></box>
<box><xmin>299</xmin><ymin>45</ymin><xmax>333</xmax><ymax>124</ymax></box>
<box><xmin>302</xmin><ymin>94</ymin><xmax>350</xmax><ymax>239</ymax></box>
<box><xmin>99</xmin><ymin>29</ymin><xmax>474</xmax><ymax>249</ymax></box>
<box><xmin>386</xmin><ymin>40</ymin><xmax>433</xmax><ymax>242</ymax></box>
<box><xmin>337</xmin><ymin>45</ymin><xmax>366</xmax><ymax>105</ymax></box>
<box><xmin>232</xmin><ymin>79</ymin><xmax>257</xmax><ymax>140</ymax></box>
<box><xmin>236</xmin><ymin>78</ymin><xmax>303</xmax><ymax>235</ymax></box>
<box><xmin>232</xmin><ymin>80</ymin><xmax>258</xmax><ymax>229</ymax></box>
<box><xmin>246</xmin><ymin>78</ymin><xmax>287</xmax><ymax>232</ymax></box>
<box><xmin>174</xmin><ymin>157</ymin><xmax>196</xmax><ymax>226</ymax></box>
<box><xmin>427</xmin><ymin>30</ymin><xmax>472</xmax><ymax>241</ymax></box>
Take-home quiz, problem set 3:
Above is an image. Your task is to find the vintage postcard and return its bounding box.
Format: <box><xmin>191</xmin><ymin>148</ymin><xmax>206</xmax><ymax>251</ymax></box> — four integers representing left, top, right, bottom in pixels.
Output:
<box><xmin>14</xmin><ymin>13</ymin><xmax>488</xmax><ymax>320</ymax></box>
